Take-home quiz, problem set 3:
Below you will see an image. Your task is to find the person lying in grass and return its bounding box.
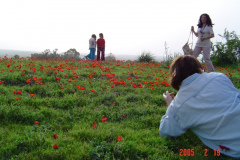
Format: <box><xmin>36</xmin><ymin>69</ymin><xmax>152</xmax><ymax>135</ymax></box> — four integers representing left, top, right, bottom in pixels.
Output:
<box><xmin>159</xmin><ymin>55</ymin><xmax>240</xmax><ymax>159</ymax></box>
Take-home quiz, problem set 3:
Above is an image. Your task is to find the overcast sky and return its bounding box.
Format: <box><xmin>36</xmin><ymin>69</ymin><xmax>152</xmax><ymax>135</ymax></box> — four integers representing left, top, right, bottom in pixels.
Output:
<box><xmin>0</xmin><ymin>0</ymin><xmax>239</xmax><ymax>58</ymax></box>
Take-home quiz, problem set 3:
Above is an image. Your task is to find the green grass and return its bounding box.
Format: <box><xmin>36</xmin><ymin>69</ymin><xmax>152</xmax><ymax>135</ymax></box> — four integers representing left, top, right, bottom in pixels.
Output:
<box><xmin>0</xmin><ymin>57</ymin><xmax>239</xmax><ymax>159</ymax></box>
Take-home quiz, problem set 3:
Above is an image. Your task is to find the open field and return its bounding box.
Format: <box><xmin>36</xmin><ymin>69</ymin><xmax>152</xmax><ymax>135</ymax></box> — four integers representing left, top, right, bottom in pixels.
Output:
<box><xmin>0</xmin><ymin>56</ymin><xmax>239</xmax><ymax>159</ymax></box>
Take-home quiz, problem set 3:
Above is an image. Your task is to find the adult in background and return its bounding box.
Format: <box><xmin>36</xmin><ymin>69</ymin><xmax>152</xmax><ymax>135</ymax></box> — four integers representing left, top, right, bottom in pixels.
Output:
<box><xmin>86</xmin><ymin>34</ymin><xmax>96</xmax><ymax>60</ymax></box>
<box><xmin>159</xmin><ymin>55</ymin><xmax>240</xmax><ymax>159</ymax></box>
<box><xmin>97</xmin><ymin>33</ymin><xmax>105</xmax><ymax>61</ymax></box>
<box><xmin>191</xmin><ymin>13</ymin><xmax>215</xmax><ymax>72</ymax></box>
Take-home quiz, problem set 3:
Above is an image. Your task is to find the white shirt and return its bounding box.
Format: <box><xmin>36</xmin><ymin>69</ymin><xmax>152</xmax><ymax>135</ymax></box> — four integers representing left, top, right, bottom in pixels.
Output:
<box><xmin>89</xmin><ymin>37</ymin><xmax>96</xmax><ymax>48</ymax></box>
<box><xmin>196</xmin><ymin>25</ymin><xmax>214</xmax><ymax>47</ymax></box>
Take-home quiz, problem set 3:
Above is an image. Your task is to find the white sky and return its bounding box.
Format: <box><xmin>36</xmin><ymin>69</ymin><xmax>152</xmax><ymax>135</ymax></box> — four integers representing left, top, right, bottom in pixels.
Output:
<box><xmin>0</xmin><ymin>0</ymin><xmax>239</xmax><ymax>58</ymax></box>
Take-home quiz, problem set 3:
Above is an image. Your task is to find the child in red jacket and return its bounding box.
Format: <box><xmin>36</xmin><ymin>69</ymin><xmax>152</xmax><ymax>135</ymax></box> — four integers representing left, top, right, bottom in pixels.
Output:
<box><xmin>97</xmin><ymin>33</ymin><xmax>105</xmax><ymax>61</ymax></box>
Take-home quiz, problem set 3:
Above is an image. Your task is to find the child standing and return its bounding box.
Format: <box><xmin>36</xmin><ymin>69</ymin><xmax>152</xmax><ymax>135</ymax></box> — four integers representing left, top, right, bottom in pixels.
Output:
<box><xmin>97</xmin><ymin>33</ymin><xmax>105</xmax><ymax>61</ymax></box>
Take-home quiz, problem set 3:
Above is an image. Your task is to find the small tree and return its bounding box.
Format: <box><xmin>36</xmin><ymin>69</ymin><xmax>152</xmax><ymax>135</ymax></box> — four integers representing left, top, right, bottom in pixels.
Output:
<box><xmin>62</xmin><ymin>48</ymin><xmax>80</xmax><ymax>60</ymax></box>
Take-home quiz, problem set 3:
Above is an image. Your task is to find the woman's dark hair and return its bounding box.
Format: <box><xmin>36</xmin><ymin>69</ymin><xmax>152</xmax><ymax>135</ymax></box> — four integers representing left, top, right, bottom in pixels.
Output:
<box><xmin>169</xmin><ymin>55</ymin><xmax>203</xmax><ymax>90</ymax></box>
<box><xmin>197</xmin><ymin>13</ymin><xmax>213</xmax><ymax>28</ymax></box>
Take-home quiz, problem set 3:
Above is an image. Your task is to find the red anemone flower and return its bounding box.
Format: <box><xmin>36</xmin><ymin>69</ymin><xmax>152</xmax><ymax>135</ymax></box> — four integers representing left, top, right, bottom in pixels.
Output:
<box><xmin>101</xmin><ymin>117</ymin><xmax>107</xmax><ymax>122</ymax></box>
<box><xmin>117</xmin><ymin>136</ymin><xmax>122</xmax><ymax>141</ymax></box>
<box><xmin>53</xmin><ymin>144</ymin><xmax>58</xmax><ymax>149</ymax></box>
<box><xmin>53</xmin><ymin>134</ymin><xmax>57</xmax><ymax>139</ymax></box>
<box><xmin>92</xmin><ymin>122</ymin><xmax>97</xmax><ymax>128</ymax></box>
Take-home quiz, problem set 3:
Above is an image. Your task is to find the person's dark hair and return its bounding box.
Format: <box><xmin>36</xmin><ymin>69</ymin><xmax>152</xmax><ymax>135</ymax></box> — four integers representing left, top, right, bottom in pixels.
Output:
<box><xmin>169</xmin><ymin>55</ymin><xmax>203</xmax><ymax>90</ymax></box>
<box><xmin>91</xmin><ymin>34</ymin><xmax>96</xmax><ymax>38</ymax></box>
<box><xmin>99</xmin><ymin>33</ymin><xmax>104</xmax><ymax>38</ymax></box>
<box><xmin>197</xmin><ymin>13</ymin><xmax>214</xmax><ymax>28</ymax></box>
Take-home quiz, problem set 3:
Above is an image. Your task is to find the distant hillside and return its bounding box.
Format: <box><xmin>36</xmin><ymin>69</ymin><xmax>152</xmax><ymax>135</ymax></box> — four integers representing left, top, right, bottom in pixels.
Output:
<box><xmin>0</xmin><ymin>49</ymin><xmax>166</xmax><ymax>61</ymax></box>
<box><xmin>0</xmin><ymin>49</ymin><xmax>39</xmax><ymax>58</ymax></box>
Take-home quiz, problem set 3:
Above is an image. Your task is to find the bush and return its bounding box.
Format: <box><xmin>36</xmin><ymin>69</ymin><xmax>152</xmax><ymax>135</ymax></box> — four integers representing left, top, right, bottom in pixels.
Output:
<box><xmin>137</xmin><ymin>52</ymin><xmax>155</xmax><ymax>62</ymax></box>
<box><xmin>211</xmin><ymin>29</ymin><xmax>240</xmax><ymax>65</ymax></box>
<box><xmin>105</xmin><ymin>53</ymin><xmax>116</xmax><ymax>62</ymax></box>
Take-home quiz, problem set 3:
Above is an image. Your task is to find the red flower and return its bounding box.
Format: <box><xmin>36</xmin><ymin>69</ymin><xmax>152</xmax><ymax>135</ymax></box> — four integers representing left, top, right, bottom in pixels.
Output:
<box><xmin>61</xmin><ymin>87</ymin><xmax>64</xmax><ymax>89</ymax></box>
<box><xmin>92</xmin><ymin>122</ymin><xmax>97</xmax><ymax>128</ymax></box>
<box><xmin>122</xmin><ymin>114</ymin><xmax>125</xmax><ymax>118</ymax></box>
<box><xmin>35</xmin><ymin>120</ymin><xmax>39</xmax><ymax>124</ymax></box>
<box><xmin>55</xmin><ymin>77</ymin><xmax>60</xmax><ymax>81</ymax></box>
<box><xmin>16</xmin><ymin>97</ymin><xmax>19</xmax><ymax>100</ymax></box>
<box><xmin>101</xmin><ymin>117</ymin><xmax>107</xmax><ymax>122</ymax></box>
<box><xmin>30</xmin><ymin>94</ymin><xmax>35</xmax><ymax>97</ymax></box>
<box><xmin>53</xmin><ymin>144</ymin><xmax>58</xmax><ymax>149</ymax></box>
<box><xmin>32</xmin><ymin>76</ymin><xmax>37</xmax><ymax>80</ymax></box>
<box><xmin>91</xmin><ymin>89</ymin><xmax>95</xmax><ymax>92</ymax></box>
<box><xmin>13</xmin><ymin>90</ymin><xmax>17</xmax><ymax>94</ymax></box>
<box><xmin>53</xmin><ymin>134</ymin><xmax>57</xmax><ymax>139</ymax></box>
<box><xmin>17</xmin><ymin>90</ymin><xmax>22</xmax><ymax>94</ymax></box>
<box><xmin>117</xmin><ymin>136</ymin><xmax>122</xmax><ymax>141</ymax></box>
<box><xmin>26</xmin><ymin>79</ymin><xmax>31</xmax><ymax>83</ymax></box>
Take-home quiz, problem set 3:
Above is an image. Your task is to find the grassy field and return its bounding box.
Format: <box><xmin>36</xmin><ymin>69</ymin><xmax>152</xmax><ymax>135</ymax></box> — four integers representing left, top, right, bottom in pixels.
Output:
<box><xmin>0</xmin><ymin>56</ymin><xmax>239</xmax><ymax>160</ymax></box>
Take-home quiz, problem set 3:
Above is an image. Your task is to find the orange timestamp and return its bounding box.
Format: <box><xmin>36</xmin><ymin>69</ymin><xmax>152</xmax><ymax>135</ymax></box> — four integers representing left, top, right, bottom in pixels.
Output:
<box><xmin>179</xmin><ymin>149</ymin><xmax>221</xmax><ymax>157</ymax></box>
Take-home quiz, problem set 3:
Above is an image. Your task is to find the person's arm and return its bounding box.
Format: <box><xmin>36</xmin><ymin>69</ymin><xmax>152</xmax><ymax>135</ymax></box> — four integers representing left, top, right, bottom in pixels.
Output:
<box><xmin>103</xmin><ymin>39</ymin><xmax>105</xmax><ymax>51</ymax></box>
<box><xmin>160</xmin><ymin>107</ymin><xmax>186</xmax><ymax>138</ymax></box>
<box><xmin>191</xmin><ymin>26</ymin><xmax>198</xmax><ymax>37</ymax></box>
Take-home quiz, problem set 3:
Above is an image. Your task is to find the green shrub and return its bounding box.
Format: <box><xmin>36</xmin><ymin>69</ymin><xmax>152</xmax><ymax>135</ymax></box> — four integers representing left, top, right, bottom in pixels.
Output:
<box><xmin>211</xmin><ymin>29</ymin><xmax>240</xmax><ymax>65</ymax></box>
<box><xmin>137</xmin><ymin>52</ymin><xmax>155</xmax><ymax>62</ymax></box>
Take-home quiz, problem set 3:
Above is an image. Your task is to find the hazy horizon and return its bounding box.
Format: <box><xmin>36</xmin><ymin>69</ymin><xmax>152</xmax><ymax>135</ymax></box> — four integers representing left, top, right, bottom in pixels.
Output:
<box><xmin>0</xmin><ymin>48</ymin><xmax>169</xmax><ymax>61</ymax></box>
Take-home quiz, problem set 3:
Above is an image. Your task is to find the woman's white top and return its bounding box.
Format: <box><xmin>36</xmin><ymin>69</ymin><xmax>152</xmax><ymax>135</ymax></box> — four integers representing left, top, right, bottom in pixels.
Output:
<box><xmin>196</xmin><ymin>25</ymin><xmax>214</xmax><ymax>47</ymax></box>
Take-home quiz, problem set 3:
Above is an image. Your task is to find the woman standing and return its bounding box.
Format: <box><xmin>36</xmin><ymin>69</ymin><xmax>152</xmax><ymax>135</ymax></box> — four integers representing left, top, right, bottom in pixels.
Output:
<box><xmin>191</xmin><ymin>13</ymin><xmax>215</xmax><ymax>72</ymax></box>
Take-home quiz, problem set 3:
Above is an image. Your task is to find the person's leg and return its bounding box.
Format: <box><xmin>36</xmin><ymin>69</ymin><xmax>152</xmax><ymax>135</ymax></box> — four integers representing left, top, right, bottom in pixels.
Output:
<box><xmin>101</xmin><ymin>47</ymin><xmax>105</xmax><ymax>61</ymax></box>
<box><xmin>90</xmin><ymin>48</ymin><xmax>94</xmax><ymax>60</ymax></box>
<box><xmin>192</xmin><ymin>46</ymin><xmax>202</xmax><ymax>58</ymax></box>
<box><xmin>92</xmin><ymin>48</ymin><xmax>96</xmax><ymax>60</ymax></box>
<box><xmin>97</xmin><ymin>47</ymin><xmax>100</xmax><ymax>61</ymax></box>
<box><xmin>86</xmin><ymin>48</ymin><xmax>92</xmax><ymax>59</ymax></box>
<box><xmin>202</xmin><ymin>47</ymin><xmax>215</xmax><ymax>72</ymax></box>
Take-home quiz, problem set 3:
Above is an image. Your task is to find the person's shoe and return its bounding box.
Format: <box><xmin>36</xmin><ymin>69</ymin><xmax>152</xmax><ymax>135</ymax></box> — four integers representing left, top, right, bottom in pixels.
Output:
<box><xmin>85</xmin><ymin>56</ymin><xmax>89</xmax><ymax>60</ymax></box>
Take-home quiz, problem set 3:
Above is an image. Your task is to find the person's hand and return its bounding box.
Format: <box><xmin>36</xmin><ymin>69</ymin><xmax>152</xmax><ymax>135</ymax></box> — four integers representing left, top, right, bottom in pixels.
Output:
<box><xmin>163</xmin><ymin>91</ymin><xmax>174</xmax><ymax>106</ymax></box>
<box><xmin>200</xmin><ymin>37</ymin><xmax>206</xmax><ymax>41</ymax></box>
<box><xmin>191</xmin><ymin>26</ymin><xmax>194</xmax><ymax>32</ymax></box>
